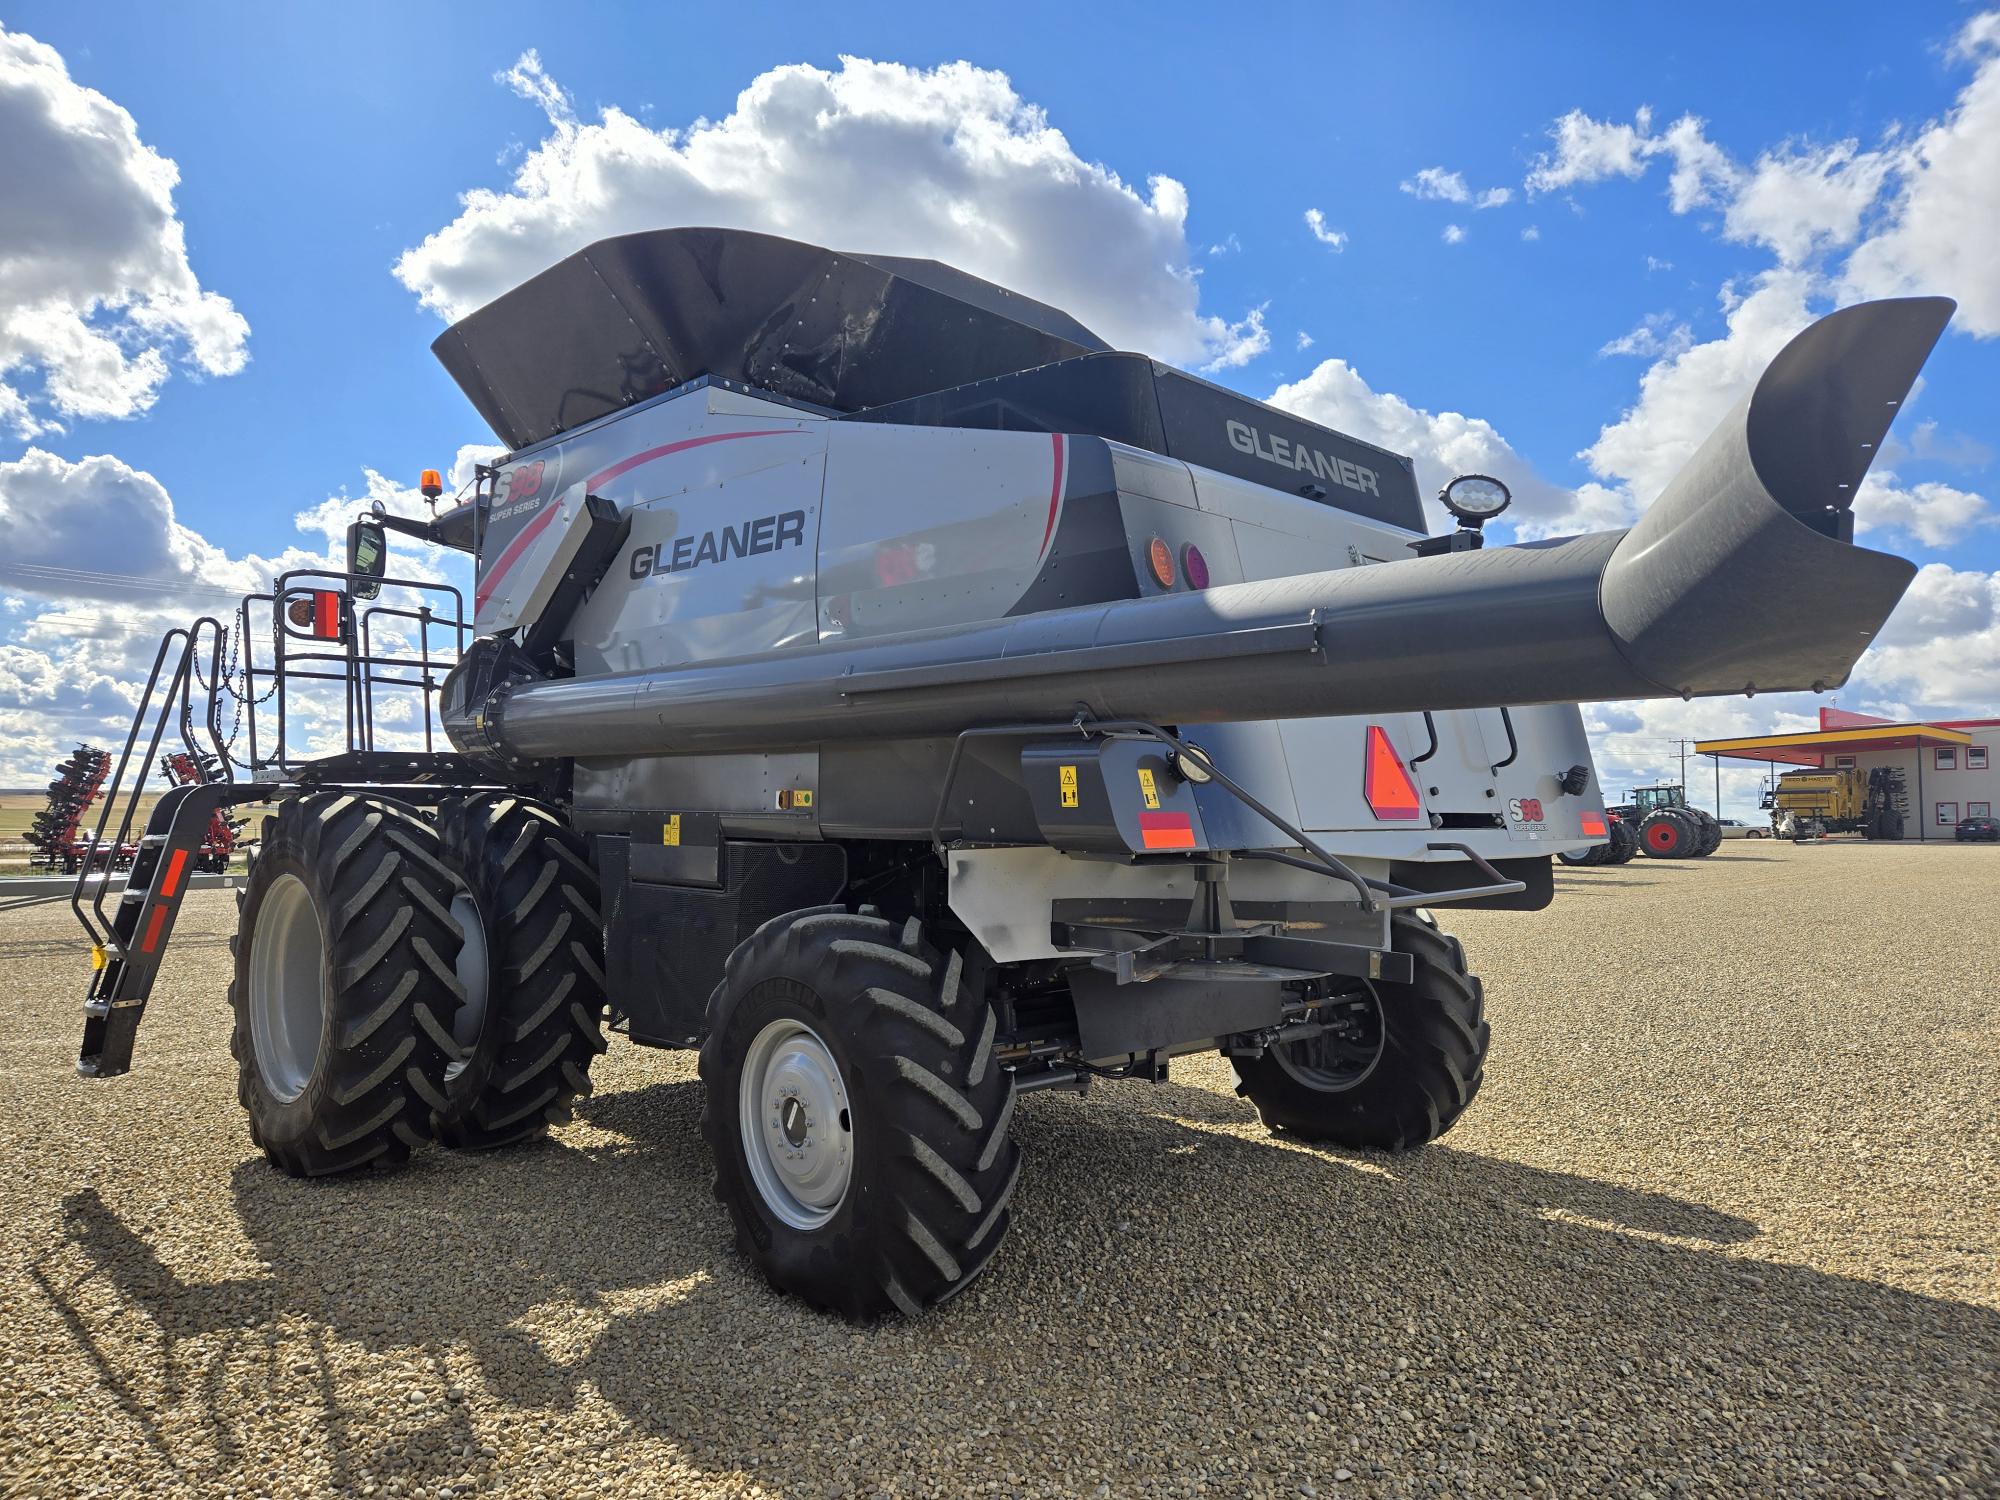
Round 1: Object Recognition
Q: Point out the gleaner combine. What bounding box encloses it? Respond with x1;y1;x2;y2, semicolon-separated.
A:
67;229;1951;1316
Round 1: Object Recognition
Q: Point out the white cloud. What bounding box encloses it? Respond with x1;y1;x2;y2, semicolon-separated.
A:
1582;270;1819;507
1645;255;1674;272
0;448;477;783
1303;208;1347;249
1400;167;1470;203
1294;331;1314;351
1199;303;1270;372
0;26;249;436
1265;358;1618;538
1525;106;1655;193
1475;187;1512;210
1598;311;1694;360
1852;471;1993;548
1441;224;1467;245
395;53;1263;369
1842;12;2000;334
1520;225;1541;242
1854;565;2000;707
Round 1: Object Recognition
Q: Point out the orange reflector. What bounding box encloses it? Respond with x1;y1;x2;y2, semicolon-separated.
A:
1147;536;1176;589
1138;811;1198;850
1363;725;1423;821
1580;811;1608;837
311;590;341;640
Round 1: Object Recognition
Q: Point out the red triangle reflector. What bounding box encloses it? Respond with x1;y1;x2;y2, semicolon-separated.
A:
1363;725;1423;821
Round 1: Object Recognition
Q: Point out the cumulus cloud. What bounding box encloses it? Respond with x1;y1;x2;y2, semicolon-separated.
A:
1264;358;1625;537
1598;311;1694;360
0;449;477;782
1520;225;1541;241
1400;167;1470;203
1475;187;1512;210
1522;14;2000;322
0;26;249;436
1853;472;1993;549
1841;13;2000;334
1302;208;1347;249
395;53;1265;369
1441;224;1467;245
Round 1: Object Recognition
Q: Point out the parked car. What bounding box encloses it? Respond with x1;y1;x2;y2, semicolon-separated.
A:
1955;815;2000;842
1717;819;1769;840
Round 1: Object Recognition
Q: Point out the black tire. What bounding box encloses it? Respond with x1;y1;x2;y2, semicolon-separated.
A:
1556;846;1598;867
699;908;1021;1319
1689;810;1723;857
433;794;609;1150
228;793;465;1177
1638;808;1696;858
1605;818;1639;865
1233;910;1488;1151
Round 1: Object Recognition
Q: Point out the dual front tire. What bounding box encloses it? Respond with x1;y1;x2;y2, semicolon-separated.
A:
229;793;605;1176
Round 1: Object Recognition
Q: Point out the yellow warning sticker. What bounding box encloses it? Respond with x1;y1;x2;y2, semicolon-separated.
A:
1059;764;1079;809
662;815;681;847
1137;767;1161;810
794;788;813;809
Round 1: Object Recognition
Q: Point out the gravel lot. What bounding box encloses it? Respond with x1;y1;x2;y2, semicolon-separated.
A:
2;841;1995;1498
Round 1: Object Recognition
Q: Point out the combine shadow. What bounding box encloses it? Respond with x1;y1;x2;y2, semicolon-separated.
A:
32;1075;2000;1496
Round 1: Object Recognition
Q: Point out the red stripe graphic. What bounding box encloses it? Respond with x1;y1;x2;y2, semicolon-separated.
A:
157;847;189;898
140;904;170;953
1037;432;1068;560
476;429;805;609
1137;810;1197;850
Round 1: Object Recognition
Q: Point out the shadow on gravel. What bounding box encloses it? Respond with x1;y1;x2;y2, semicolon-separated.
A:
37;1075;2000;1495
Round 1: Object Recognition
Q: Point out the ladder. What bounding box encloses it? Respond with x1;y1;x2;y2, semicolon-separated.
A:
72;619;262;1078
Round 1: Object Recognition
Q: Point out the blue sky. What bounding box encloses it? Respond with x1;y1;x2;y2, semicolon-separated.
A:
1;3;1996;808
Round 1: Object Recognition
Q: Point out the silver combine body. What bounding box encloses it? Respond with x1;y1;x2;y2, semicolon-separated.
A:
73;224;1952;1319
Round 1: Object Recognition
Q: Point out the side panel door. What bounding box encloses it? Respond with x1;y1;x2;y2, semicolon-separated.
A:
570;434;829;676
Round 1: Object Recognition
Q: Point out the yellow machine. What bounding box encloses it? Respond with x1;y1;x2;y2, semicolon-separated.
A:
1766;764;1904;838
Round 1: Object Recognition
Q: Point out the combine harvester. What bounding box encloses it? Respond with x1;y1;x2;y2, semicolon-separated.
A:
64;229;1951;1316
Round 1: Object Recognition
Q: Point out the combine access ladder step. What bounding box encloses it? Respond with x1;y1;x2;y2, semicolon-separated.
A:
77;782;247;1077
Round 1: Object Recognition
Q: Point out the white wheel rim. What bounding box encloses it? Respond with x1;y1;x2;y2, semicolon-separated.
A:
446;890;489;1084
739;1017;854;1231
248;872;326;1102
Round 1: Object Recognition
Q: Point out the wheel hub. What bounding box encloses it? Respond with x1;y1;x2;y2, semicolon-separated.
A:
446;890;490;1084
740;1018;854;1230
247;872;327;1103
1273;985;1387;1093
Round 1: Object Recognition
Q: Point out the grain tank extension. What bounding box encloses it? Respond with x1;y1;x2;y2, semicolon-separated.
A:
72;227;1952;1318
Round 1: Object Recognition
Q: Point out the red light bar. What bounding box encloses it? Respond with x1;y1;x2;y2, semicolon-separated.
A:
1363;725;1423;821
1581;811;1608;836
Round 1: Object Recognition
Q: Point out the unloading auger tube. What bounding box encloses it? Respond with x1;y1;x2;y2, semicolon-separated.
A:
441;296;1952;769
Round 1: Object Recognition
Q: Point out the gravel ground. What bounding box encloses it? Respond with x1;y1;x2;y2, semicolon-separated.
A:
2;841;1995;1499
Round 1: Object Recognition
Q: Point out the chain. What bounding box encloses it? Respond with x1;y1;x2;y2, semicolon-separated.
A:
191;621;279;764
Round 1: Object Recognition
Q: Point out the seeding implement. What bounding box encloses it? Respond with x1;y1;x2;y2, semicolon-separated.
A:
65;228;1951;1315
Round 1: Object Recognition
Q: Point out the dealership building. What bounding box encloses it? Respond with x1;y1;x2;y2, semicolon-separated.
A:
1697;707;2000;840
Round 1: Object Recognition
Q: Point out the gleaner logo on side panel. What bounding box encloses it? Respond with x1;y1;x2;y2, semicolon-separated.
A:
629;510;807;579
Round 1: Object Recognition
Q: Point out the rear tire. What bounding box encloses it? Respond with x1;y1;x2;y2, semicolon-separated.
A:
1688;810;1723;856
228;794;465;1177
1638;809;1696;858
433;795;609;1150
699;908;1021;1319
1233;911;1488;1150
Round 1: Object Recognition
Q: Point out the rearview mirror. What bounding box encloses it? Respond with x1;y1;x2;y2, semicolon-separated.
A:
346;517;386;601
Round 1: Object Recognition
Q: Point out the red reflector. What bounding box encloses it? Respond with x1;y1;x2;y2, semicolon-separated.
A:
1181;543;1210;590
1580;811;1608;837
312;590;340;640
1138;811;1198;849
1363;725;1423;821
157;847;189;898
140;904;170;953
